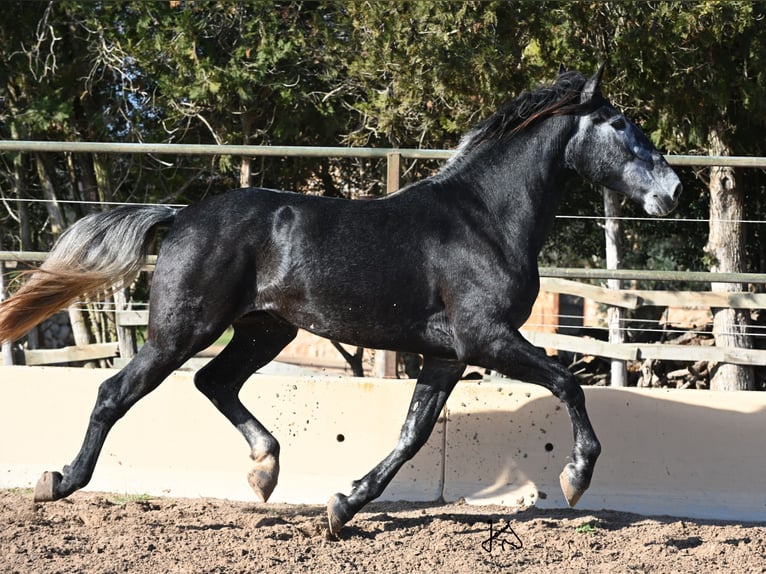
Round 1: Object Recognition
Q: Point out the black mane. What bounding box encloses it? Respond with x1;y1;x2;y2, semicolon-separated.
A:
444;71;592;169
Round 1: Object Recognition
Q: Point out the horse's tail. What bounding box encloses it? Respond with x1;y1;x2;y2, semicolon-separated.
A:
0;205;178;344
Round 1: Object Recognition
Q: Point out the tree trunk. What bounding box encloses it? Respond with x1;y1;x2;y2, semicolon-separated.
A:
11;142;38;349
34;153;66;236
92;153;113;204
9;121;33;252
705;128;754;391
68;304;92;347
331;341;365;377
38;153;96;357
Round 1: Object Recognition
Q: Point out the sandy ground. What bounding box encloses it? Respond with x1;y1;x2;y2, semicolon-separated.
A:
3;489;766;573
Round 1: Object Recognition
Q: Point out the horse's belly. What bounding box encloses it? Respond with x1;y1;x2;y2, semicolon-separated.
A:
270;300;456;357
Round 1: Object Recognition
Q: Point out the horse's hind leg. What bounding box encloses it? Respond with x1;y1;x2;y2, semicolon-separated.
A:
326;356;465;536
193;313;297;502
34;341;194;502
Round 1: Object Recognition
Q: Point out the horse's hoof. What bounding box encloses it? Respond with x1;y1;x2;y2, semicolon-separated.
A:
559;463;585;507
247;455;279;502
34;471;62;502
326;493;352;537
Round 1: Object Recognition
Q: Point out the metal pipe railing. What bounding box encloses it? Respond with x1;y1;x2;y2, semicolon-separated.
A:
3;140;766;168
0;140;451;161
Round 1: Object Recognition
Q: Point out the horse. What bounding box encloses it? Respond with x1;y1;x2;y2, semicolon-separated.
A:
0;65;681;536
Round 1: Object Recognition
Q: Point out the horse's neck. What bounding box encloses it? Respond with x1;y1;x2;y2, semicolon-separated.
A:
464;121;573;257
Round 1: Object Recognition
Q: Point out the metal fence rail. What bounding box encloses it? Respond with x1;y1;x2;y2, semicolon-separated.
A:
3;139;766;167
0;140;450;160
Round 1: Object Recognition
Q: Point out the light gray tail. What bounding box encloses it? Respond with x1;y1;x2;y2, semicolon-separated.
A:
0;205;178;344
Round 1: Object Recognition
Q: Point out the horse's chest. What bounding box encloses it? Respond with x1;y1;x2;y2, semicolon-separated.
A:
451;263;540;328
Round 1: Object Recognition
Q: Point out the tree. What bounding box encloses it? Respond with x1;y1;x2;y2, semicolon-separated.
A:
4;1;766;382
533;0;766;389
1;1;93;350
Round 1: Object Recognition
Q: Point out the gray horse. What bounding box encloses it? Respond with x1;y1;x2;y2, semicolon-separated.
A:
0;66;681;535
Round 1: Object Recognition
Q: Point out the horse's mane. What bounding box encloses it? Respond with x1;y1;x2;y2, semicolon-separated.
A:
443;71;593;170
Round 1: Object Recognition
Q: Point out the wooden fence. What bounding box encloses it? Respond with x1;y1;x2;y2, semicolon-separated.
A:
4;254;766;369
522;277;766;367
2;143;766;372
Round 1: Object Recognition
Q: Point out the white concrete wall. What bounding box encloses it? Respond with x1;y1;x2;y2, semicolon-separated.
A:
1;366;765;522
444;383;766;522
0;367;443;503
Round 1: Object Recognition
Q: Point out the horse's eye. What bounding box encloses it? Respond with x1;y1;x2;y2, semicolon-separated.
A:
610;117;627;131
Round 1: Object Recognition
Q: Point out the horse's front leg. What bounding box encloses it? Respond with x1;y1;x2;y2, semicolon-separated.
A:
326;357;465;536
471;329;601;507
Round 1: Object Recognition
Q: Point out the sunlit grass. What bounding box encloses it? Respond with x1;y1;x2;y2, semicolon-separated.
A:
109;492;155;506
3;487;34;496
214;327;234;347
132;326;234;350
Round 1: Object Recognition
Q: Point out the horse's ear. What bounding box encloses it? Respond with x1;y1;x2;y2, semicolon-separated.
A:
558;63;567;75
581;63;606;103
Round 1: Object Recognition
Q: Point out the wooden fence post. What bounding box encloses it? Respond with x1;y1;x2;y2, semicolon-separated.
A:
603;187;627;387
114;289;137;361
0;261;13;366
373;153;401;378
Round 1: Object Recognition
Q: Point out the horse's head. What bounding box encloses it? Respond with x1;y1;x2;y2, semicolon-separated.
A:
565;66;682;216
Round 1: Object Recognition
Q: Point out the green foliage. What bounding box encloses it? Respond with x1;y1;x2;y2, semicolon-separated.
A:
530;1;766;275
316;0;548;149
2;0;766;278
574;522;598;535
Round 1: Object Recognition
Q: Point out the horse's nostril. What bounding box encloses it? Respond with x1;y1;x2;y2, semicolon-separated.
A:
673;182;683;201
